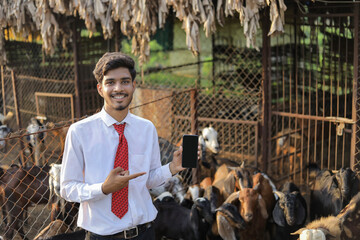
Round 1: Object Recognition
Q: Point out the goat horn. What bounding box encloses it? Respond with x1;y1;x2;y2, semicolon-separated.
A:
253;182;260;191
238;179;245;191
240;161;245;168
274;191;285;199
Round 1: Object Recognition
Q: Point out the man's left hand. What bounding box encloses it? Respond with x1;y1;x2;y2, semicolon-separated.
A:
169;145;201;175
169;146;185;175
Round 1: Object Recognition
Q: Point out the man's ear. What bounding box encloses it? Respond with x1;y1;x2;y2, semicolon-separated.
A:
132;80;136;89
97;83;104;97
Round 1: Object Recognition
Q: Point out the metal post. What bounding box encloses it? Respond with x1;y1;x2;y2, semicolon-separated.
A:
1;65;6;115
211;34;216;117
115;21;120;52
11;70;25;165
190;89;199;184
73;17;81;118
261;9;271;173
351;3;359;170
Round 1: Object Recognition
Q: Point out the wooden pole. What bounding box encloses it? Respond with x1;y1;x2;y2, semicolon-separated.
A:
190;89;199;185
1;65;6;115
351;3;359;170
261;9;271;173
73;17;81;118
11;70;25;165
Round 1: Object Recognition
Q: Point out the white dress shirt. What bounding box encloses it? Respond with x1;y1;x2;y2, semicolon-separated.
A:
60;108;172;235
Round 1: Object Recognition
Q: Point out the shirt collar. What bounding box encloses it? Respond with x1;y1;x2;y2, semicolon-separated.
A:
100;108;133;127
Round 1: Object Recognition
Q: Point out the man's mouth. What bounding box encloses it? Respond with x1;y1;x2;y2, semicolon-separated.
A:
111;94;127;99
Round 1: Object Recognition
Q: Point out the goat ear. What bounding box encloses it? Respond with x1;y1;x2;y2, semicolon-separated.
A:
291;228;306;235
223;174;236;196
295;198;307;226
216;213;237;240
190;204;200;228
258;195;268;219
272;203;286;227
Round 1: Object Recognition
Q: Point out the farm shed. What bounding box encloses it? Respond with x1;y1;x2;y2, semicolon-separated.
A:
0;0;359;238
0;0;360;180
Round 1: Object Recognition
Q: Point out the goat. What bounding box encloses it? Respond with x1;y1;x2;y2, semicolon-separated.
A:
41;230;85;240
275;129;302;174
272;182;307;240
153;197;213;240
235;172;275;240
0;112;14;152
292;192;360;240
216;203;246;240
310;167;359;220
2;165;50;240
26;116;47;166
34;220;70;240
204;185;223;213
252;173;276;214
2;164;78;240
48;164;79;229
149;175;186;203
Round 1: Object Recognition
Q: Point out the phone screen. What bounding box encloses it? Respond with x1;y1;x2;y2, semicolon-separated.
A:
182;135;198;168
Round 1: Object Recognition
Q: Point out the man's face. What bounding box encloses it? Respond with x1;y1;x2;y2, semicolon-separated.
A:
97;67;136;114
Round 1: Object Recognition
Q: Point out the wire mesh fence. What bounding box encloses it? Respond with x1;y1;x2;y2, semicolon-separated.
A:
0;119;76;239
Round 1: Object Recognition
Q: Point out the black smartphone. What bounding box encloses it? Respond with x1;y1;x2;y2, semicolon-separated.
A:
182;134;198;168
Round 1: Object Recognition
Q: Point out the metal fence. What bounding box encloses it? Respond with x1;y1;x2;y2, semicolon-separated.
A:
269;3;359;185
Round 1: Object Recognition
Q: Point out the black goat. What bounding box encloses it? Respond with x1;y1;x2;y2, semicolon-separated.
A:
272;182;307;240
310;168;359;220
153;197;213;240
43;230;86;240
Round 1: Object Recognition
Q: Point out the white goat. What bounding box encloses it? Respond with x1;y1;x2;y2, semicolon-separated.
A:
149;175;186;203
0;112;14;151
199;126;220;154
26;116;47;166
49;163;62;198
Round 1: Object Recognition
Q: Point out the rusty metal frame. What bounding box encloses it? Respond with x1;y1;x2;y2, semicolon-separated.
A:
351;3;359;170
35;92;75;120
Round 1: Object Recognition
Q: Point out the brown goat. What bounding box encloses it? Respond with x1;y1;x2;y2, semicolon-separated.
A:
2;165;50;240
33;220;70;240
252;173;276;214
238;183;269;240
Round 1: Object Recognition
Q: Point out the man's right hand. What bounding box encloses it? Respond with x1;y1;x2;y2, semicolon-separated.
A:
101;167;146;195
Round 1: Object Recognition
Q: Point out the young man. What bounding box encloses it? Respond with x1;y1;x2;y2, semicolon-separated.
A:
60;52;184;240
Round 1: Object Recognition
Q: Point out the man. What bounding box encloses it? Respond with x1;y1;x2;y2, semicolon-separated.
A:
60;52;185;240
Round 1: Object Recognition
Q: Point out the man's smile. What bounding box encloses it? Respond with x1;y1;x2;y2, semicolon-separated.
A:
111;93;128;99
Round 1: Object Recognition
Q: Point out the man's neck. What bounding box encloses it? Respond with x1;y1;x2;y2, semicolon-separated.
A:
104;107;129;123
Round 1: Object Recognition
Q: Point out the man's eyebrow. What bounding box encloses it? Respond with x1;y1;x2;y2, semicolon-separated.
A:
104;77;131;81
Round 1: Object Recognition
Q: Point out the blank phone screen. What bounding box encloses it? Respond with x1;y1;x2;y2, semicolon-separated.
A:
182;135;198;168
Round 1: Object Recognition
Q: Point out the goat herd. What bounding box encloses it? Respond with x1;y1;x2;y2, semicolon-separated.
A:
0;126;359;240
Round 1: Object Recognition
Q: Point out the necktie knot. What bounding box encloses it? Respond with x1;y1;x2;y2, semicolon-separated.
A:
114;123;126;135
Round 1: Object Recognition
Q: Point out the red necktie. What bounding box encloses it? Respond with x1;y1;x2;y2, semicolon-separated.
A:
111;123;128;219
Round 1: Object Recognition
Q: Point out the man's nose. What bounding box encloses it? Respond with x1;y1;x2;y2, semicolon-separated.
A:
114;82;123;91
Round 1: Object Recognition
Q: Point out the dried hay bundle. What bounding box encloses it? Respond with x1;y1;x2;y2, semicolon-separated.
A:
0;0;287;66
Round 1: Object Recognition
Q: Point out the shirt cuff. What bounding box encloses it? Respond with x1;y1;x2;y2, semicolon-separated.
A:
90;182;107;199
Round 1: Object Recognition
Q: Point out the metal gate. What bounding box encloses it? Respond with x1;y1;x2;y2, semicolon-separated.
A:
270;2;359;184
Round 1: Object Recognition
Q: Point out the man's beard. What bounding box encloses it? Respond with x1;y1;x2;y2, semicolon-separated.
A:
115;96;132;111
